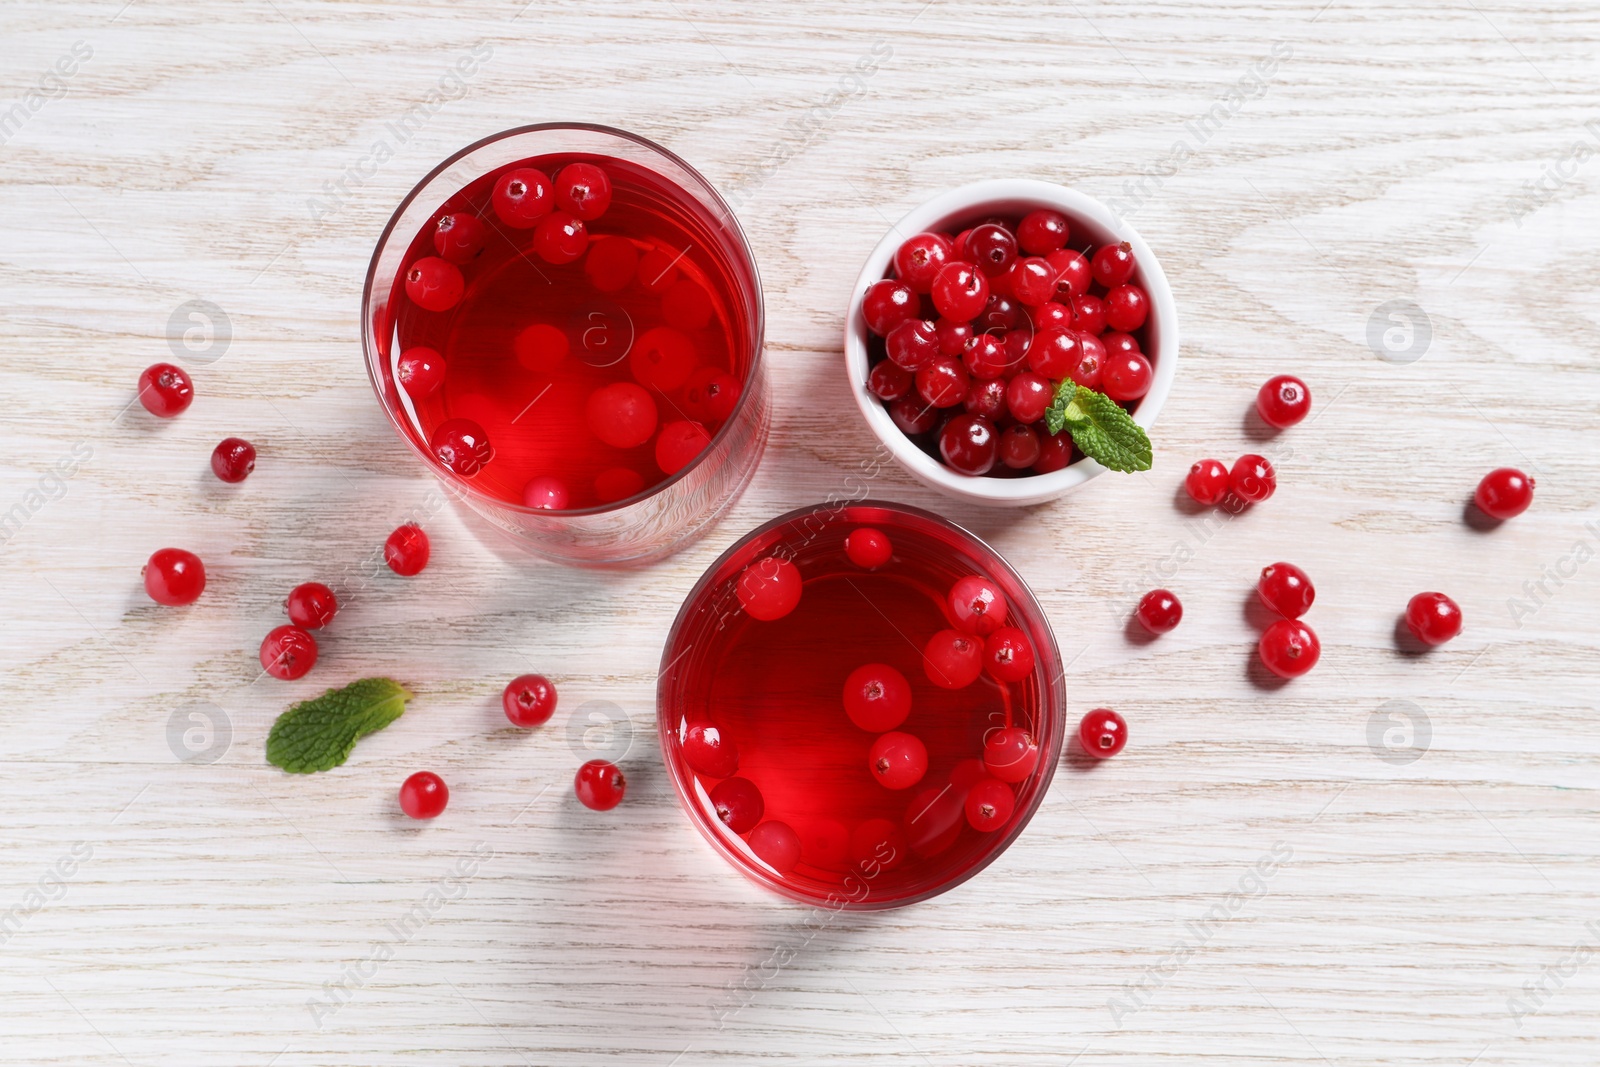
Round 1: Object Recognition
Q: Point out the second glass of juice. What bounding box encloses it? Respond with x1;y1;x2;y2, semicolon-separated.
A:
363;124;767;565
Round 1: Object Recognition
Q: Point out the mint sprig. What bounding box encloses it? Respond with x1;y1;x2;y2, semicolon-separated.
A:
266;677;413;774
1044;382;1153;473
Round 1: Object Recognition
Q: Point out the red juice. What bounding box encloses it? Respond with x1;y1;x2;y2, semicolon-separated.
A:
658;502;1066;909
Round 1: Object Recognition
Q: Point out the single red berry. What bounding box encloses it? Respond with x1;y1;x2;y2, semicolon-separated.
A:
965;777;1015;831
1186;459;1231;505
842;662;912;732
682;722;739;778
384;523;430;576
260;624;317;680
923;628;983;689
490;167;553;228
575;759;626;810
999;423;1041;469
737;556;801;621
1256;375;1311;429
1069;293;1108;336
533;211;588;265
930;262;989;322
963;376;1009;420
1101;331;1141;359
1230;454;1276;503
405;256;464;312
210;437;256;483
868;731;928;790
503;673;557;727
1032;301;1072;332
594;467;645;504
137;363;194;418
917;357;970;409
1078;708;1127;758
892;232;954;293
984;626;1035;682
1474;468;1535;520
845;527;893;569
1258;563;1315;619
1104;284;1149;332
433;212;488;263
1006;373;1052;424
1102;352;1153;402
655;420;711;476
1027;328;1083;380
1259;619;1321;678
1135;589;1183;634
939;414;998;475
399;771;449;819
963;334;1013;380
983;727;1040;783
1017;209;1070;255
584;234;639;292
1405;592;1463;646
849;817;909;872
1091;241;1137;288
1066;344;1104;391
1009;257;1058;306
961;223;1018;277
904;780;966;857
862;279;918;336
586;382;659;449
749;820;802;873
397;346;446;399
886;318;940;371
680;366;741;424
430;418;493;476
636;246;679;295
285;581;338;629
522;475;570;510
949;575;1007;637
710;776;764;832
1047;248;1092;299
1033;430;1073;473
143;547;205;605
935;318;976;357
889;394;939;435
554;162;613;221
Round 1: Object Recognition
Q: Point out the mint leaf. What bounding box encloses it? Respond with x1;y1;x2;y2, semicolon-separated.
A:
1044;382;1153;473
266;677;412;774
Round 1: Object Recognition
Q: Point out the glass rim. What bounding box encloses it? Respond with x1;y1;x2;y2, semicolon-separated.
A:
360;121;767;518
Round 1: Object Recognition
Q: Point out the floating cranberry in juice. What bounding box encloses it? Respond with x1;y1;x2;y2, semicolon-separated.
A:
658;502;1066;909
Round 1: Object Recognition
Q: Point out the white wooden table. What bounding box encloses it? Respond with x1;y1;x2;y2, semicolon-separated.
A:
3;1;1598;1063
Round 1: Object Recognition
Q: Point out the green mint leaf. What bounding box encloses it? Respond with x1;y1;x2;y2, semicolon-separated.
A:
1044;381;1153;473
266;677;413;774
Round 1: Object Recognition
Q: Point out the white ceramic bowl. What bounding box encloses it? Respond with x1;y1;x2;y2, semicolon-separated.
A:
845;179;1180;507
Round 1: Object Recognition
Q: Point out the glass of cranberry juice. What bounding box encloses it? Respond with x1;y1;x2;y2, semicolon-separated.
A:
658;501;1066;909
362;124;768;566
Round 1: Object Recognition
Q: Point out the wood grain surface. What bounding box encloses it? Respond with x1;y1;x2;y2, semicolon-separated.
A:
2;0;1598;1063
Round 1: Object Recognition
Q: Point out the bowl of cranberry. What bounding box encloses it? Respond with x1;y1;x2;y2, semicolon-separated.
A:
845;179;1178;507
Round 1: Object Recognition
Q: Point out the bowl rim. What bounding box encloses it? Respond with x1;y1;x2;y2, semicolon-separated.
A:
843;178;1179;507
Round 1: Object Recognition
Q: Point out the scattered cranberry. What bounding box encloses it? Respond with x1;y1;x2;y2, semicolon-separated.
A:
523;475;570;510
1104;284;1149;331
143;547;205;605
1185;459;1231;505
533;211;587;265
1033;430;1073;473
849;818;908;872
285;581;338;629
575;759;626;810
1006;373;1053;424
889;395;939;435
1258;563;1314;619
260;624;317;680
842;663;912;732
683;722;739;778
965;778;1015;832
1259;619;1320;678
737;556;801;621
586;382;659;449
1091;241;1137;288
210;437;256;483
862;279;918;336
405;256;464;312
1256;375;1311;429
844;527;893;570
384;523;430;576
983;727;1040;783
1135;589;1182;634
931;262;988;321
917;358;970;409
397;347;446;399
999;423;1041;469
1078;708;1127;758
137;363;193;418
1405;592;1463;646
490;167;553;228
984;626;1035;682
1230;454;1276;503
749;820;802;873
892;233;954;293
923;629;983;689
433;212;488;263
1017;209;1069;255
939;414;998;475
1474;468;1535;520
399;771;449;819
868;731;929;790
584;235;638;292
1047;248;1092;299
554;162;612;220
949;575;1007;637
503;674;558;727
886;318;940;371
655;420;711;476
430;418;493;476
710;776;764;832
1102;352;1152;402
